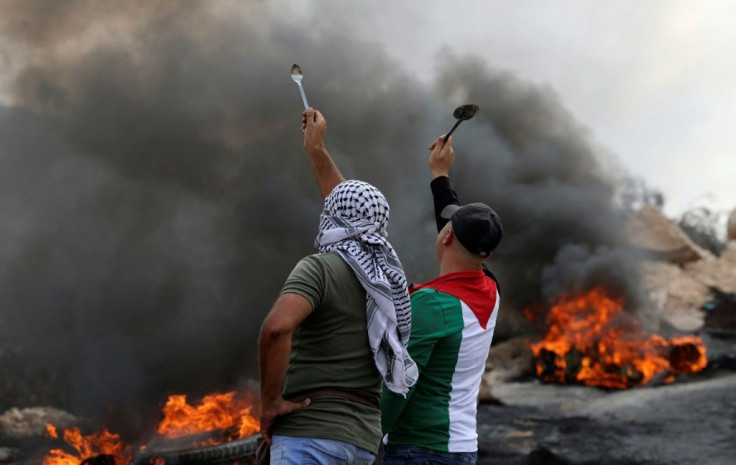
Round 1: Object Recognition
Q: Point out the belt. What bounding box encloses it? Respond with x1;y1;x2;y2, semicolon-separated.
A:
286;388;380;410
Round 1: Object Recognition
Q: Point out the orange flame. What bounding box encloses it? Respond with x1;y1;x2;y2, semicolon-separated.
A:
527;287;707;388
156;391;260;442
43;390;260;464
46;424;59;439
42;425;130;465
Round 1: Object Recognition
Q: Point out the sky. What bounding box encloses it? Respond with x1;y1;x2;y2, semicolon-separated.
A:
284;0;736;221
1;0;733;217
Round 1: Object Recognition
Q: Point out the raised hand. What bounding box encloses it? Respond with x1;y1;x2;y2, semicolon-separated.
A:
428;135;455;179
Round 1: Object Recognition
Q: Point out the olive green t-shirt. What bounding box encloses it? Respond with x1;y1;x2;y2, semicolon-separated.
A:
271;252;382;454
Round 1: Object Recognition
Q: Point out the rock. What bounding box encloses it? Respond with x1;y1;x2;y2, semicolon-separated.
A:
487;337;535;381
487;338;535;382
661;312;705;333
684;242;736;293
640;261;708;331
625;205;712;264
477;381;501;404
527;446;571;465
0;407;78;438
703;288;736;334
480;338;535;403
637;242;736;332
0;448;20;464
728;209;736;242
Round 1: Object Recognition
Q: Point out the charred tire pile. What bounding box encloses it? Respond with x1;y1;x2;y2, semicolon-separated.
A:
134;435;259;465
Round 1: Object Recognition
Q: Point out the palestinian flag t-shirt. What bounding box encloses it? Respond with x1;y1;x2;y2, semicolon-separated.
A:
381;269;500;453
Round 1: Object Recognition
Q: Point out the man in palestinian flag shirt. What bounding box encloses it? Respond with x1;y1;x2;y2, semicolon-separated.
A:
381;135;503;465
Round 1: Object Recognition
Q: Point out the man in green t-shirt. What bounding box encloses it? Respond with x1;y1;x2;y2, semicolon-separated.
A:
258;108;416;465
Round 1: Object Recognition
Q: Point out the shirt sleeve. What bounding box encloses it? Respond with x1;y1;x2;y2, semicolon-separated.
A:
430;176;460;232
280;255;326;311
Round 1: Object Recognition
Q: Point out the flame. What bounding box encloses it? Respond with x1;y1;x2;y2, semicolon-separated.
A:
42;425;130;465
46;424;59;439
43;390;260;464
156;391;260;442
527;287;707;388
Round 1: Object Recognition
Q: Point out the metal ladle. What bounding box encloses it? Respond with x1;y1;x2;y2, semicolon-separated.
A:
290;64;309;110
443;104;479;142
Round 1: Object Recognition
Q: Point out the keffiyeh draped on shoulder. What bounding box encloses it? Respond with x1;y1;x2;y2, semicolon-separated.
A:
315;180;417;395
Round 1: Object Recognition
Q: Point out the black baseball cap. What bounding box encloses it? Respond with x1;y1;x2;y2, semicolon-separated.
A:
441;203;503;258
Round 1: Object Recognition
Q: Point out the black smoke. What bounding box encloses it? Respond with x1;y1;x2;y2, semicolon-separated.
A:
0;1;639;415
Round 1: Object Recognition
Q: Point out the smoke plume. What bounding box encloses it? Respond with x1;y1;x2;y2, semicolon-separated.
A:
0;1;638;415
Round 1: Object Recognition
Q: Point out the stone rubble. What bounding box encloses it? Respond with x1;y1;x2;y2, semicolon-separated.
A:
0;407;78;438
635;208;736;333
624;205;713;265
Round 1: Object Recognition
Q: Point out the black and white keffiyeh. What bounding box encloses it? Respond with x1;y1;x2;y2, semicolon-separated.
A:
315;180;417;395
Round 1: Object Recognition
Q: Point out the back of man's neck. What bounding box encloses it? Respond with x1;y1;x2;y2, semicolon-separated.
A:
439;262;483;276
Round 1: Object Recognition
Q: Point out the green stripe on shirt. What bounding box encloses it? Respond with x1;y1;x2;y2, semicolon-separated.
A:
381;288;464;451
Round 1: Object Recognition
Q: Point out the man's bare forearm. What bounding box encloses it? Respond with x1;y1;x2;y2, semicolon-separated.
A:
258;294;313;403
257;294;313;444
301;108;344;199
258;325;293;404
306;144;344;199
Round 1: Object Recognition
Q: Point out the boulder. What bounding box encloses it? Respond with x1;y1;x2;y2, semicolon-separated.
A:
484;337;535;381
625;205;712;265
477;378;499;404
702;287;736;334
728;209;736;242
684;242;736;294
0;448;20;464
0;407;78;438
637;242;736;332
479;337;536;403
640;261;708;332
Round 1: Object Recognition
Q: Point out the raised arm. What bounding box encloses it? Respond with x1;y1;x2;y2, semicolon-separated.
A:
301;108;345;199
428;135;458;232
428;135;501;287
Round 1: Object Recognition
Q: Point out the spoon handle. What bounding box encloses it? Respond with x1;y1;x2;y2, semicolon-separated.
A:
444;120;462;142
297;83;309;110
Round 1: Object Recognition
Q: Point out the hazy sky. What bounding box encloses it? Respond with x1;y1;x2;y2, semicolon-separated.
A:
283;0;736;219
2;0;732;217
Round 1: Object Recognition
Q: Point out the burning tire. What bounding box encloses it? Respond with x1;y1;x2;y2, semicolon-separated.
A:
134;435;259;465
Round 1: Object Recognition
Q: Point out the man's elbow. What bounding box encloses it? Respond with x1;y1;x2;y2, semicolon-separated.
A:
260;312;301;341
260;319;292;341
259;293;312;341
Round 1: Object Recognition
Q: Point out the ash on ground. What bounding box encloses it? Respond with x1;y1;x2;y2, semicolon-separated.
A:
477;373;736;465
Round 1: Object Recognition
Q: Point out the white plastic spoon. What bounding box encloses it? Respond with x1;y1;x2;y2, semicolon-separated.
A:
290;64;309;110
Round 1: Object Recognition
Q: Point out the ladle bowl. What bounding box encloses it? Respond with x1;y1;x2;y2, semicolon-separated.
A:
444;104;479;142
